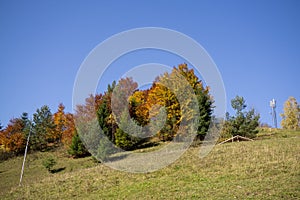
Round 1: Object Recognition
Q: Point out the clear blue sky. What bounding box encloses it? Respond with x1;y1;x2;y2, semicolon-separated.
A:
0;0;299;127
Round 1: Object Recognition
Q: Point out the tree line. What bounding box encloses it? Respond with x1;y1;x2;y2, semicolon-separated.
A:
0;63;299;161
0;104;79;159
0;64;213;159
74;64;214;159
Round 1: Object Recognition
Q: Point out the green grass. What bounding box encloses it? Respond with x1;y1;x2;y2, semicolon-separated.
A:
0;130;299;199
0;147;98;197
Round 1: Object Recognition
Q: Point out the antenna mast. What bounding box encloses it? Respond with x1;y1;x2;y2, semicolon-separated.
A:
270;98;277;128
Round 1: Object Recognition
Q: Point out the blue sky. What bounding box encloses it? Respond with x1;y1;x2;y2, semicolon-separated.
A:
0;0;299;127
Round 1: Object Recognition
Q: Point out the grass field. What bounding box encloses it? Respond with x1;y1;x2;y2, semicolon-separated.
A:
0;129;299;199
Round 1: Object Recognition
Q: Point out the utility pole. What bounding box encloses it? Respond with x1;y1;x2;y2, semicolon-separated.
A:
19;122;31;186
270;99;277;128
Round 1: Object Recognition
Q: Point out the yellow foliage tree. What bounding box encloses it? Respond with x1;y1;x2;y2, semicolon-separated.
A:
147;82;180;140
129;89;149;126
145;63;210;141
280;96;300;130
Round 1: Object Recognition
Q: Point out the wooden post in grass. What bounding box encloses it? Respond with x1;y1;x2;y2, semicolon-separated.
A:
218;135;253;145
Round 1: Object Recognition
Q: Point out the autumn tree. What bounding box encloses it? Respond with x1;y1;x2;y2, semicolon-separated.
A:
75;94;98;123
0;113;29;153
53;103;76;147
53;103;66;142
175;64;213;139
62;113;76;147
146;81;180;141
111;78;138;123
74;90;118;158
145;64;212;141
221;96;260;138
73;94;99;157
280;96;300;130
1;120;24;153
96;77;145;150
74;64;214;153
129;89;150;126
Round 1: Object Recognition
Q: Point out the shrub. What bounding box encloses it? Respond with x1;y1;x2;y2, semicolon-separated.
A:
42;157;56;172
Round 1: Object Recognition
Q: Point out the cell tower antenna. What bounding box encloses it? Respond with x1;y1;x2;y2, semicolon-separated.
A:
269;98;277;128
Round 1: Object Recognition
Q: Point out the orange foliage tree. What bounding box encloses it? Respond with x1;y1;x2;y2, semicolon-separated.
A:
0;117;27;153
53;103;76;147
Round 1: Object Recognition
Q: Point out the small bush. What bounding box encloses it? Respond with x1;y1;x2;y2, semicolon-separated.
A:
42;157;56;172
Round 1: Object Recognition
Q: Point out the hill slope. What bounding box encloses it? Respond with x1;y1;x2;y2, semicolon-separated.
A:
1;130;299;199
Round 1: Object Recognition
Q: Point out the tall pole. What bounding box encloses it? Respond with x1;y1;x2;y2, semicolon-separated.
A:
270;99;277;128
273;106;277;128
19;123;31;186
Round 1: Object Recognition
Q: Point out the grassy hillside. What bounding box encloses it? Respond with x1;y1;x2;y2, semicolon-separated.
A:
0;130;299;199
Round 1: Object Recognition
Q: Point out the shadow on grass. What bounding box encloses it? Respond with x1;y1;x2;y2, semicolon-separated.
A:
135;141;160;149
50;167;66;174
107;154;128;162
